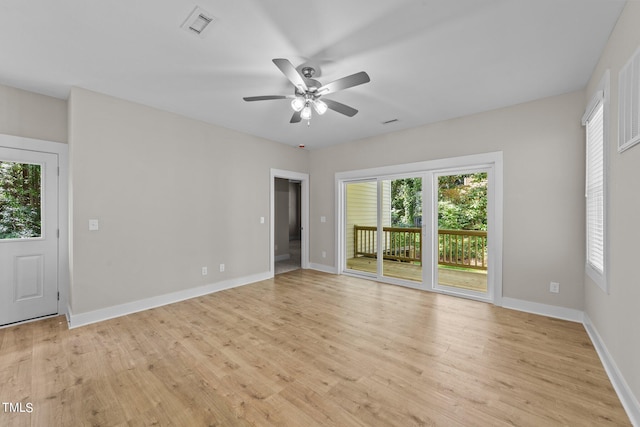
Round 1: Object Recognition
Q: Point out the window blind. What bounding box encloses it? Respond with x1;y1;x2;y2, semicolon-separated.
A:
586;101;604;273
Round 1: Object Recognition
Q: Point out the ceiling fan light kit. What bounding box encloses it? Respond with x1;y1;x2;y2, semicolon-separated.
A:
243;58;370;125
291;97;305;112
300;105;312;121
313;99;328;115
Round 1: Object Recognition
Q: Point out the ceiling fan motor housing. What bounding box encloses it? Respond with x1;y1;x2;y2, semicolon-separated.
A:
295;79;322;96
301;66;315;78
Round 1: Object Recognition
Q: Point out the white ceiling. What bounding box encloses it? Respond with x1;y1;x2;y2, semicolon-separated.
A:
0;0;626;149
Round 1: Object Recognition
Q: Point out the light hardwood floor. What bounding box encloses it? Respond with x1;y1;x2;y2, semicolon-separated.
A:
0;270;630;426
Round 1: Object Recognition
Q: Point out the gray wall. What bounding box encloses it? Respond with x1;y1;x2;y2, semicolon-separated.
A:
68;87;309;314
309;90;586;310
584;1;640;408
0;84;67;143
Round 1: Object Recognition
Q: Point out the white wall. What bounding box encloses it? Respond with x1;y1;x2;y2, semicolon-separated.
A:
68;87;308;314
584;1;640;412
310;90;586;310
0;84;67;143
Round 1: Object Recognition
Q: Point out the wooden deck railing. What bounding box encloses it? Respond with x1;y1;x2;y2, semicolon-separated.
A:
353;226;487;270
438;229;487;270
354;225;422;263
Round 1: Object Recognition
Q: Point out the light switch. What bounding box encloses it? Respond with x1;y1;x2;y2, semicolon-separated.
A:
89;219;99;231
260;217;265;224
320;216;326;223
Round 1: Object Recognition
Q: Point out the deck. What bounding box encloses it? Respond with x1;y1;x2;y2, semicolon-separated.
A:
346;257;487;292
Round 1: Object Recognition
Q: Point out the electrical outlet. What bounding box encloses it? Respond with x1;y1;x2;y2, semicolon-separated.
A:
550;282;560;293
202;267;208;276
219;264;225;273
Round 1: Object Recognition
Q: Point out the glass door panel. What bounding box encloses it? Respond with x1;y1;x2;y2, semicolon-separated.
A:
381;177;422;282
436;172;488;294
345;181;378;275
0;161;42;239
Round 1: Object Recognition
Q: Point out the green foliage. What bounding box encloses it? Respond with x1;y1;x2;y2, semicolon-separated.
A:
0;161;41;239
437;173;488;265
387;174;488;268
391;178;422;226
389;174;487;230
386;174;488;267
438;173;487;231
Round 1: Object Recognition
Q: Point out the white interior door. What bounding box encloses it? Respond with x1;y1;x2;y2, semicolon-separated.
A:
0;147;58;326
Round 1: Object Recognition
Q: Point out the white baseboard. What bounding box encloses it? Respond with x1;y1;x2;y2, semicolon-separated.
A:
274;253;291;262
67;271;271;329
584;314;640;427
501;297;584;323
309;263;338;274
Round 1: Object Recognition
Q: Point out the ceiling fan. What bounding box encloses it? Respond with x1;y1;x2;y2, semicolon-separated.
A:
243;58;370;124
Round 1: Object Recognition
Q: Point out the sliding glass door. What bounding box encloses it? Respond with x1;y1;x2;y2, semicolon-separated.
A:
345;180;379;276
380;177;422;282
344;176;423;284
433;169;490;299
338;152;501;304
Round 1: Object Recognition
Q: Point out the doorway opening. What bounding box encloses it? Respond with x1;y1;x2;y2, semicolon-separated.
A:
275;178;302;275
270;169;309;276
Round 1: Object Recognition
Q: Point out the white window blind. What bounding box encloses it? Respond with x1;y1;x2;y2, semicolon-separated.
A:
585;100;604;274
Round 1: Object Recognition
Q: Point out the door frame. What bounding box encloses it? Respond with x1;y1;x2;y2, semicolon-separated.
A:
336;152;503;305
270;169;309;275
0;134;69;324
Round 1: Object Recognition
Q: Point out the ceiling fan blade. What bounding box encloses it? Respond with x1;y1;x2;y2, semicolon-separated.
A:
323;99;358;117
243;95;291;102
290;110;302;123
318;71;370;95
273;58;308;92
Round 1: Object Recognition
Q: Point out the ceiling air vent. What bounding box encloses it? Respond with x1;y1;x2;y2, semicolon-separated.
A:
181;6;216;38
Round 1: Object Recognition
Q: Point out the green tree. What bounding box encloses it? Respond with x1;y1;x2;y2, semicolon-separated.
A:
0;161;41;239
391;178;422;226
438;173;487;231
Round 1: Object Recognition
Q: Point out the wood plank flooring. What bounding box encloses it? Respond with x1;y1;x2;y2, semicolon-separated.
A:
0;270;630;426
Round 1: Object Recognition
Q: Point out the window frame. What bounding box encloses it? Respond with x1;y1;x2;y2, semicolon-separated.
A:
618;45;640;153
582;70;609;293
